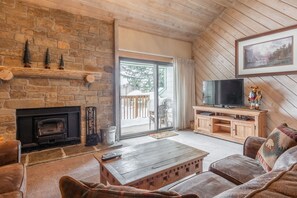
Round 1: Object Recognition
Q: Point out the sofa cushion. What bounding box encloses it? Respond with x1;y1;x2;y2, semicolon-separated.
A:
169;172;236;198
214;163;297;198
209;154;266;185
0;163;26;195
256;123;297;172
273;146;297;171
59;176;198;198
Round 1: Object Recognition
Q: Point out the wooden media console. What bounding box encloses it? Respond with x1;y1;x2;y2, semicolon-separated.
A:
193;106;267;144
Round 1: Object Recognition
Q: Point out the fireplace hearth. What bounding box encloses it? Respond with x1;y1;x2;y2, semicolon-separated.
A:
16;106;81;152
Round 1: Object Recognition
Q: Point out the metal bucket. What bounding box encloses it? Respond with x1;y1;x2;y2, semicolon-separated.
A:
100;126;116;145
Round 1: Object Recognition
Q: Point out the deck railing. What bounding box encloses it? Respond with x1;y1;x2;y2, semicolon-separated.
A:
121;95;150;119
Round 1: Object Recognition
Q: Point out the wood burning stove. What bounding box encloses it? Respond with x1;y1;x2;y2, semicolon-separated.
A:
16;106;80;152
34;115;68;144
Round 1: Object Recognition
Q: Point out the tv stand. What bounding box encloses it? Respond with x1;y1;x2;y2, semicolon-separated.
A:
193;106;267;144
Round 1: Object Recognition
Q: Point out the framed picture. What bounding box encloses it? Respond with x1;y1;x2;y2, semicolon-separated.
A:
235;25;297;77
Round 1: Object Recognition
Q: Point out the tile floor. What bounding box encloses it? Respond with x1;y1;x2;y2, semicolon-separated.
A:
26;131;242;198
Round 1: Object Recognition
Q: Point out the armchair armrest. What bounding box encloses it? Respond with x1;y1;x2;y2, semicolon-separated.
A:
243;136;266;159
0;140;21;166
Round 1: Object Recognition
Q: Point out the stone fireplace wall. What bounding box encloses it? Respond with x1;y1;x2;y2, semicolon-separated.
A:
0;0;114;142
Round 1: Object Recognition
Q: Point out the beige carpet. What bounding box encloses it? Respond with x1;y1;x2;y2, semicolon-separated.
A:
22;143;122;166
149;131;178;139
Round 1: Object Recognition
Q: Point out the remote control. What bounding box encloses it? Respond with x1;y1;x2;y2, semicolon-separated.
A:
101;152;122;161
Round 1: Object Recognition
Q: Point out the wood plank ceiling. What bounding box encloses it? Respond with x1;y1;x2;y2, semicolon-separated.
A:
21;0;237;41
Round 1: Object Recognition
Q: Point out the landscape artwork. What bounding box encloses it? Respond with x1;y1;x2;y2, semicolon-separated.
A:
243;36;293;69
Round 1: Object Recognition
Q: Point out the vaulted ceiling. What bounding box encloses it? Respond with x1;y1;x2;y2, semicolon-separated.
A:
22;0;237;42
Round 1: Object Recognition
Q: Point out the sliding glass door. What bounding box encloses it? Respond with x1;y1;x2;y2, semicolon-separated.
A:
119;58;173;138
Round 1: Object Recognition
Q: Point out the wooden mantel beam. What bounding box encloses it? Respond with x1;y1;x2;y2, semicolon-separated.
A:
0;66;101;82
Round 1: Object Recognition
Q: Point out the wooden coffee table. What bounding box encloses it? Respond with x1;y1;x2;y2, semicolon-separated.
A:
94;139;208;190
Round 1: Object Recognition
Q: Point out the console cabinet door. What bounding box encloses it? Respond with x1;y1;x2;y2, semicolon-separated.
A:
195;115;211;132
232;121;255;140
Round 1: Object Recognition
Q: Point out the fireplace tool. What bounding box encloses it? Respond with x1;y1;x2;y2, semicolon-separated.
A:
85;106;99;146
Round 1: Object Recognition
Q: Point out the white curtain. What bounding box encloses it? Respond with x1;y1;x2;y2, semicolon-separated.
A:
173;57;196;130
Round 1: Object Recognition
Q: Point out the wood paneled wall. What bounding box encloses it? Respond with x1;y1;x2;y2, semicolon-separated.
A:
193;0;297;135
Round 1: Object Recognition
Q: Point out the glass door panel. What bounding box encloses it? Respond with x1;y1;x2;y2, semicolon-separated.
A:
158;65;174;130
119;58;174;138
120;59;156;136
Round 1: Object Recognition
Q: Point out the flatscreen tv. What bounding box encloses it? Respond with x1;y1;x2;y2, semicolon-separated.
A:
203;79;244;107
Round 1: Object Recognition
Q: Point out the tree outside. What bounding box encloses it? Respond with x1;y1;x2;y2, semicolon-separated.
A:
121;64;165;93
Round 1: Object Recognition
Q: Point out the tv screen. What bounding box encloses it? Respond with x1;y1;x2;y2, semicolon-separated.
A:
203;79;244;106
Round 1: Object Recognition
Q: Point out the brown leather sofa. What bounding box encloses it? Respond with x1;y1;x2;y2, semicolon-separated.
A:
59;136;297;198
0;140;26;198
169;136;297;197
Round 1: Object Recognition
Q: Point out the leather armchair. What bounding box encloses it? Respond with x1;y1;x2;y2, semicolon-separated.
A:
0;140;21;166
0;140;26;198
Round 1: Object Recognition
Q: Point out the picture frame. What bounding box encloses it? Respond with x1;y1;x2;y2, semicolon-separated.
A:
235;25;297;77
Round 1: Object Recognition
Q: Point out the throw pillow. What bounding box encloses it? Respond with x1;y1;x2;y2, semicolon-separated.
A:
256;123;297;172
59;176;198;198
